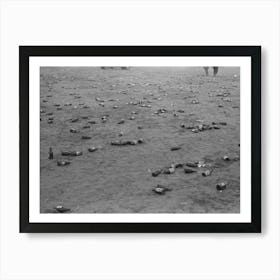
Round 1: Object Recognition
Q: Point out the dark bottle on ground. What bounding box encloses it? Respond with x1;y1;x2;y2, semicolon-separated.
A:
48;147;53;159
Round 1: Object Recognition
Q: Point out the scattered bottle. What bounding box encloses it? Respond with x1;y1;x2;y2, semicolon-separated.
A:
152;169;162;177
152;185;172;195
54;205;71;213
184;168;197;174
70;128;79;133
81;135;92;140
223;155;230;161
48;147;53;159
88;147;98;152
61;151;82;156
170;146;181;151
216;182;227;191
185;162;198;168
202;169;212;177
57;160;71;166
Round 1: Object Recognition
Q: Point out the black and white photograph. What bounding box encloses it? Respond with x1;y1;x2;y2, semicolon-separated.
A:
19;46;260;232
40;66;241;214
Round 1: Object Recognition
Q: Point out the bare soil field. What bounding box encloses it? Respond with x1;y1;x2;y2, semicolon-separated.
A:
40;67;240;213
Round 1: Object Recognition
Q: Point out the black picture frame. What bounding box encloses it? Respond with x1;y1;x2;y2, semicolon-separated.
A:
20;46;261;233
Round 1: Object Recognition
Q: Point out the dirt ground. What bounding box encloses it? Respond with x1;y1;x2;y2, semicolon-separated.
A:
40;67;240;213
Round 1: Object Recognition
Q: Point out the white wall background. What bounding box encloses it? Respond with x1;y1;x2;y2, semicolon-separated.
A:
0;0;279;279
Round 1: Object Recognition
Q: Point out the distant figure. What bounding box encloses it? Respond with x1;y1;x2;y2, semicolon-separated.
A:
213;67;218;76
203;67;219;76
203;67;209;76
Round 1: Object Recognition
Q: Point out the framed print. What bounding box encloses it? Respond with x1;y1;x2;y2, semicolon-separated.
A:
19;46;261;233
